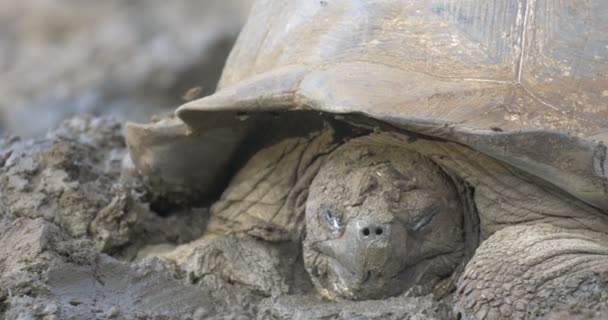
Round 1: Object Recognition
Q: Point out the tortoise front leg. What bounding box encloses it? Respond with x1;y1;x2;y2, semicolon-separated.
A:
455;224;608;319
161;233;294;297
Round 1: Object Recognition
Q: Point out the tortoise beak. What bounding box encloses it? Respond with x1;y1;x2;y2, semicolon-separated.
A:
313;217;404;289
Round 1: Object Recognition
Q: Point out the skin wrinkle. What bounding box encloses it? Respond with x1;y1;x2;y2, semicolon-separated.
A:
222;174;277;221
295;133;340;178
514;230;605;255
226;138;300;205
517;250;602;283
222;139;303;221
289;188;308;232
291;137;310;181
443;145;537;211
523;255;606;290
435;144;511;190
536;258;608;291
402;249;464;270
272;171;316;231
270;138;337;225
216;198;286;207
267;193;290;225
487;213;603;235
435;153;540;224
477;193;573;223
440;149;594;231
204;130;341;248
438;142;604;228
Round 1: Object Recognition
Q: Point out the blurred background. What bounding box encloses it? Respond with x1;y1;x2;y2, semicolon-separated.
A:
0;0;253;137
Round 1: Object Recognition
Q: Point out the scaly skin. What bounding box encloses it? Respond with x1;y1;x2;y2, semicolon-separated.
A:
155;129;608;316
456;224;608;319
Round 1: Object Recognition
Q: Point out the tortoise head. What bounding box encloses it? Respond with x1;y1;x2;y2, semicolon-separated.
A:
304;140;465;300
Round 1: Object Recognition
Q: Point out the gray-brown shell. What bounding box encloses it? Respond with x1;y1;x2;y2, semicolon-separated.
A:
127;0;608;212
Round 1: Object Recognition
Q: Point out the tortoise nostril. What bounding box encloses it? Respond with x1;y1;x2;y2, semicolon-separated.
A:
357;222;390;240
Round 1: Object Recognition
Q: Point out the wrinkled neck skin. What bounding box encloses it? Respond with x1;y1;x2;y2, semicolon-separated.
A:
304;139;465;300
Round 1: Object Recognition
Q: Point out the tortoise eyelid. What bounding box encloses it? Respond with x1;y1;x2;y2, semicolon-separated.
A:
321;208;343;233
408;203;441;232
392;179;418;192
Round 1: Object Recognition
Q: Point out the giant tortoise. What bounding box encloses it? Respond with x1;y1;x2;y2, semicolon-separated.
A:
125;0;608;319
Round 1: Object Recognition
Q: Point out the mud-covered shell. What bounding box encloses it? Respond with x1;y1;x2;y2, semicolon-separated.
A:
128;0;608;211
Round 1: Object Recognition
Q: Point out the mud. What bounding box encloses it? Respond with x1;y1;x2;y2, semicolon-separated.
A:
1;118;207;258
257;294;449;319
0;118;449;319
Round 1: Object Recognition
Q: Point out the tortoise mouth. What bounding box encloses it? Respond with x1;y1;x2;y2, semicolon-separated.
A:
309;238;463;300
310;245;407;300
329;256;410;300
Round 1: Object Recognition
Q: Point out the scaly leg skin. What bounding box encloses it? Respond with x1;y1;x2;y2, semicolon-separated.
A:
456;224;608;319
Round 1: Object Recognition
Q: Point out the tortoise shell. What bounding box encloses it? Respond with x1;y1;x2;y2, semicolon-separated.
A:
128;0;608;211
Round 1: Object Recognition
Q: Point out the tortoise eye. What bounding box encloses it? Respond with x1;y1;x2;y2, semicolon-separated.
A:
408;203;441;232
321;208;343;234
